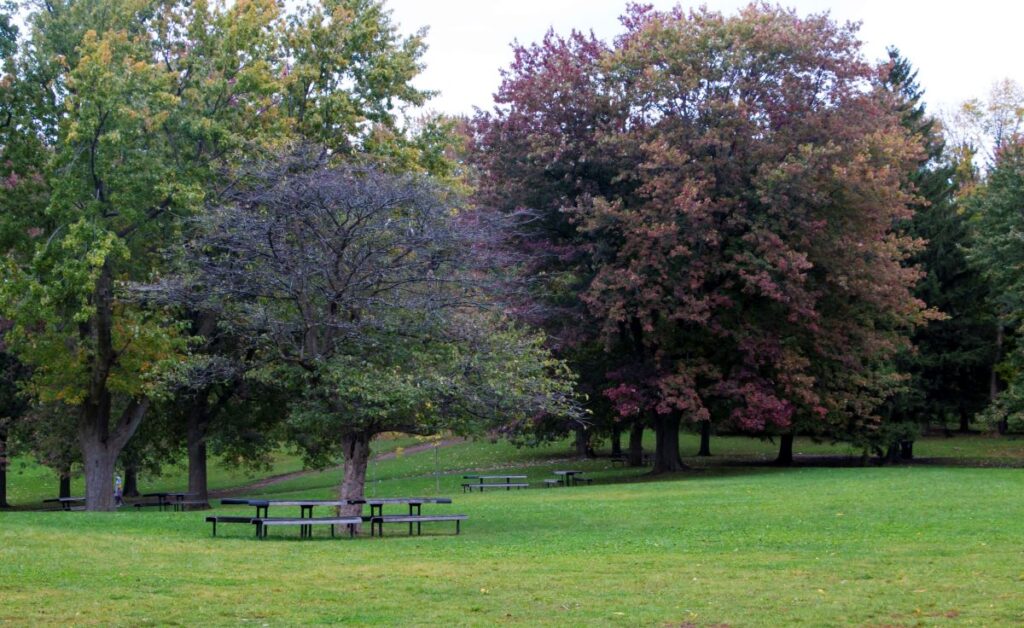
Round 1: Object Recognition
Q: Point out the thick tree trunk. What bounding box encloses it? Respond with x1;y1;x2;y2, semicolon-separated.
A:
77;265;149;511
81;442;117;510
627;420;644;466
186;403;211;507
78;399;149;511
610;424;622;457
59;472;71;499
652;413;687;473
774;433;794;466
338;431;372;531
697;421;712;457
0;436;8;508
187;438;209;507
123;465;139;498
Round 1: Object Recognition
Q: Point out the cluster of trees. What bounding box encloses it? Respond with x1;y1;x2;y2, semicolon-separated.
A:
469;5;1022;468
0;0;576;511
1;2;1022;511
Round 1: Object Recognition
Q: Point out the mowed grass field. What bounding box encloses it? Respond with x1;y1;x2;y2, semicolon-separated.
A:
1;435;1023;626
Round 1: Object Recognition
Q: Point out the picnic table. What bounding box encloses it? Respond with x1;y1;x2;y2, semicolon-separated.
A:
461;475;528;492
552;470;586;487
140;492;193;512
215;498;367;537
213;497;460;538
43;497;85;511
365;497;452;517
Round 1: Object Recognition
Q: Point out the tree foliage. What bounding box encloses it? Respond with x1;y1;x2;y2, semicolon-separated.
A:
474;4;931;468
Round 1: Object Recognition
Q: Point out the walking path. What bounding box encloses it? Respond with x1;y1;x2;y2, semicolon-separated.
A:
211;438;466;498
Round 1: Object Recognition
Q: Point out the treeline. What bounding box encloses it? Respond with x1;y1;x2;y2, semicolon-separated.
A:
1;2;1022;511
468;5;1022;468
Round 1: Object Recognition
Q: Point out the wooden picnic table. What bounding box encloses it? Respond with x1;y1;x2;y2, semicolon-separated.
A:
365;497;453;517
461;475;529;492
214;497;456;538
43;497;85;511
218;498;367;537
141;492;193;512
552;470;585;487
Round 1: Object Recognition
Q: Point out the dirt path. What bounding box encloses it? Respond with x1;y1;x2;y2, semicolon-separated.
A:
210;437;466;498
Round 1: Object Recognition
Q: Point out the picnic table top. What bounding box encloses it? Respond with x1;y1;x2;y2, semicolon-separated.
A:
220;496;452;507
220;498;366;507
553;470;585;475
43;497;85;503
367;497;452;505
142;492;192;498
466;475;528;480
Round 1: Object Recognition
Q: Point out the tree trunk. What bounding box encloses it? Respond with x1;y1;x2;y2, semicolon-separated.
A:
574;426;591;458
774;433;794;466
610;424;622;457
652;412;687;473
186;403;211;507
899;440;914;460
123;465;139;498
78;398;149;511
992;323;1009;435
338;431;372;531
77;264;150;511
958;400;970;433
627;420;644;466
0;434;8;508
81;442;117;510
59;470;71;499
697;421;711;457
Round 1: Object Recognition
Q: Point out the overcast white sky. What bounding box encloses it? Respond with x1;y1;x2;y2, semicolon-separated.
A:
385;0;1023;117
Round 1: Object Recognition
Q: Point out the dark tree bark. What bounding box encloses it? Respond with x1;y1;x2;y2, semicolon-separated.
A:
123;465;139;498
0;434;8;508
774;432;794;466
574;426;592;458
59;470;71;499
610;423;622;456
187;417;210;508
652;412;687;473
338;430;372;531
628;420;644;466
899;440;914;460
697;420;711;457
186;398;213;507
992;323;1009;435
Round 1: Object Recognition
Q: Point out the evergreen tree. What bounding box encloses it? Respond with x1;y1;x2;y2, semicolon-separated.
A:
883;49;995;452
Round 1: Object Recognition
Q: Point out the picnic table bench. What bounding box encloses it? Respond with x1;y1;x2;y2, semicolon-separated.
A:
369;514;468;537
43;497;85;511
253;516;362;539
461;475;528;492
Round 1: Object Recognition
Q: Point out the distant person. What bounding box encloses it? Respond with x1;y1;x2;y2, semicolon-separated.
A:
114;475;124;507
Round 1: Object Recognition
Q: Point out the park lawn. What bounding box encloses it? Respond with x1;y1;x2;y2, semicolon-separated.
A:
2;439;1023;626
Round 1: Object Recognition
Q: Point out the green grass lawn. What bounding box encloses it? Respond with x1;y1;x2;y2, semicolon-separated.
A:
2;434;1023;625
